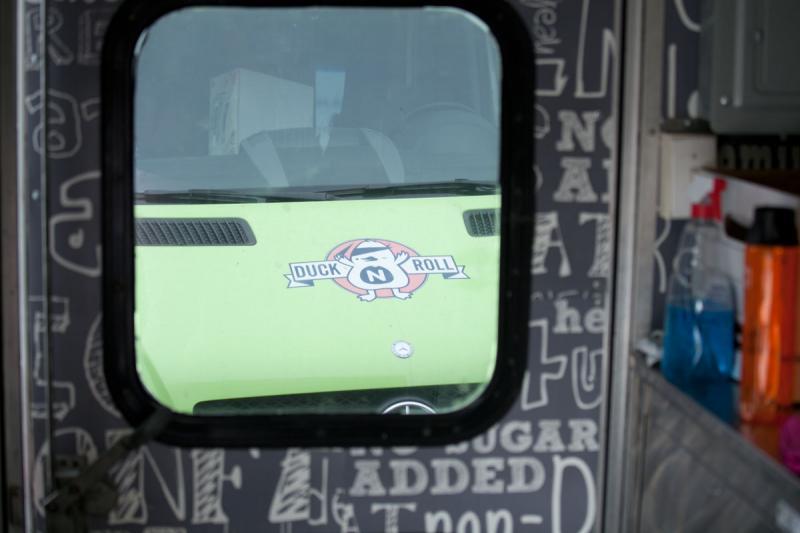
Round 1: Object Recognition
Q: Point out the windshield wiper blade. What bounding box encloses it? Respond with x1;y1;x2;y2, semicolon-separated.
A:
135;181;498;204
135;189;328;204
322;180;499;199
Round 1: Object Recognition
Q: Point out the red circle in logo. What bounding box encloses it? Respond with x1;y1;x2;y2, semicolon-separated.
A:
326;239;426;298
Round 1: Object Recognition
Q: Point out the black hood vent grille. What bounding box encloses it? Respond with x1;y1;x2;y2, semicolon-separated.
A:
463;209;497;237
135;218;256;246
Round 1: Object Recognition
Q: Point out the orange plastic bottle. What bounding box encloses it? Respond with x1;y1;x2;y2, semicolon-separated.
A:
740;208;799;424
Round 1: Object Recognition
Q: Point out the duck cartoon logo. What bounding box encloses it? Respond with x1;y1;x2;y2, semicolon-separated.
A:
285;239;468;301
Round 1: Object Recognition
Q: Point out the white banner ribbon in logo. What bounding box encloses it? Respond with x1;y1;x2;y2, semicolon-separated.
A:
285;255;468;288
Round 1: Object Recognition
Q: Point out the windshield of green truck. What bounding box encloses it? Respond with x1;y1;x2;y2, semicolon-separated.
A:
134;7;501;201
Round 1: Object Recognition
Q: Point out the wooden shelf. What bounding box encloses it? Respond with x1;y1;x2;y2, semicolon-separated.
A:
702;167;800;197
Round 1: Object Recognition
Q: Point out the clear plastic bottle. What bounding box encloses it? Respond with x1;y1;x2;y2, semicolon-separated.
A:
662;199;736;387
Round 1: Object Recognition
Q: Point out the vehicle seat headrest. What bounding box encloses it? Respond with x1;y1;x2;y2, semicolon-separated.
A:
241;127;404;188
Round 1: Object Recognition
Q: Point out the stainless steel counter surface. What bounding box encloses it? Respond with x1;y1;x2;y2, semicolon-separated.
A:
627;357;800;533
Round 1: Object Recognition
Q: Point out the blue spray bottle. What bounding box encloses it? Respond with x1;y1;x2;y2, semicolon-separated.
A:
662;191;736;390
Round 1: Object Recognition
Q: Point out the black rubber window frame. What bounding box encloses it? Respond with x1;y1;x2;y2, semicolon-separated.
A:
102;0;536;448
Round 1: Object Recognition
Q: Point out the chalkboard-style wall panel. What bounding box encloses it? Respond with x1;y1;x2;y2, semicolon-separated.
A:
23;0;617;530
662;0;701;121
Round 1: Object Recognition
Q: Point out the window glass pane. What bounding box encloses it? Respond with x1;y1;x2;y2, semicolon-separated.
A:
133;7;502;416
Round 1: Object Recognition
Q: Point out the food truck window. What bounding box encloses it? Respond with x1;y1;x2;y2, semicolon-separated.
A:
102;0;535;447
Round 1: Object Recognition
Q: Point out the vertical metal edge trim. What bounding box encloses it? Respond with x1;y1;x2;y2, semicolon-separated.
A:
594;0;625;529
624;2;667;527
631;0;664;346
8;0;36;531
602;0;666;531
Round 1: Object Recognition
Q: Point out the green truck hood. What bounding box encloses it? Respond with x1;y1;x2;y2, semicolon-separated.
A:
134;195;500;414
